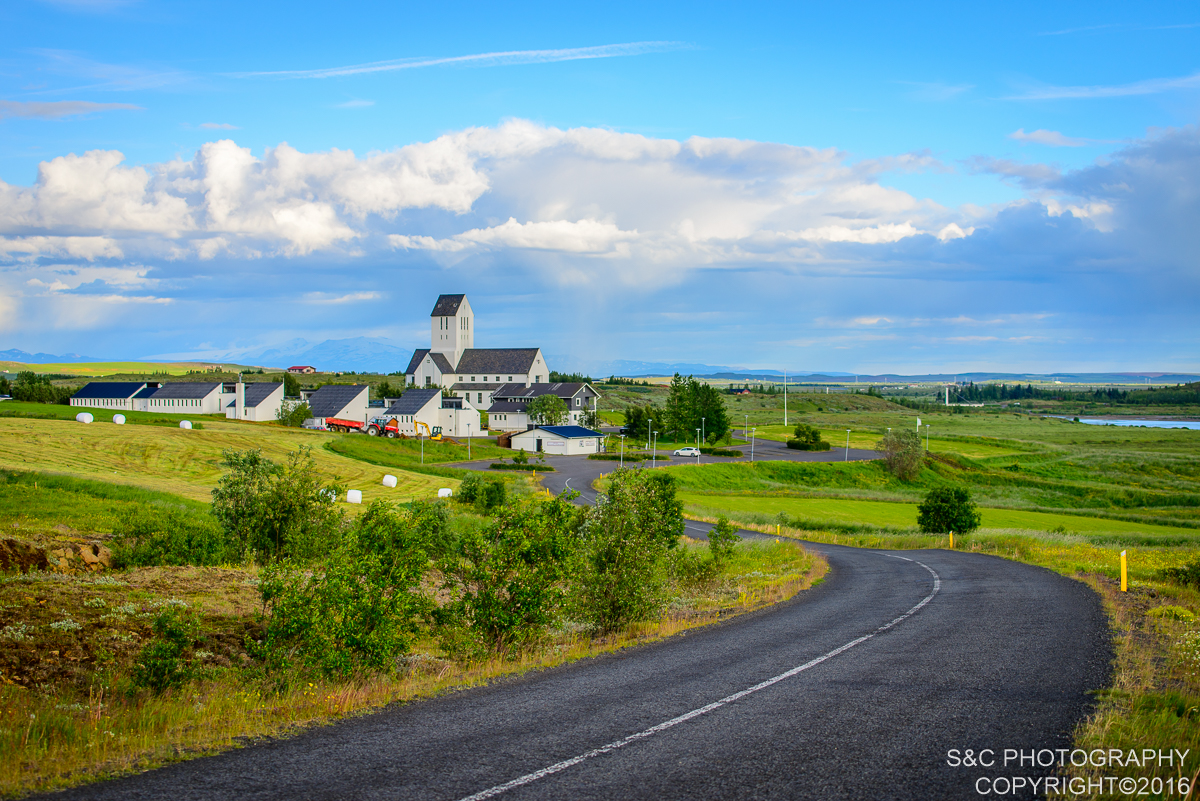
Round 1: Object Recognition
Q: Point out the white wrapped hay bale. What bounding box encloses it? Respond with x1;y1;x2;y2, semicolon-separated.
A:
438;488;453;498
113;414;126;425
382;474;397;488
346;489;363;504
179;420;192;430
75;412;94;424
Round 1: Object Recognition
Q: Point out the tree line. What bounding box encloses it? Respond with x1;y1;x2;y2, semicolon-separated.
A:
622;374;730;443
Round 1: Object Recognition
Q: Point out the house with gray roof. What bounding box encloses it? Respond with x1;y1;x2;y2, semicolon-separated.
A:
70;381;161;412
486;382;602;432
223;382;285;422
405;294;551;413
510;425;604;456
303;384;370;426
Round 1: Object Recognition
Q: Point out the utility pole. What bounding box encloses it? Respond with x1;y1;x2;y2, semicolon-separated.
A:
783;368;788;427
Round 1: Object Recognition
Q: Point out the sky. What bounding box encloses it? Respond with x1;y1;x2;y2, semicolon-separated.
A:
0;0;1197;374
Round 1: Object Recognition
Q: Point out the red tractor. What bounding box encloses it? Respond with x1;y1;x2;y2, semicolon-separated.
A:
366;417;403;438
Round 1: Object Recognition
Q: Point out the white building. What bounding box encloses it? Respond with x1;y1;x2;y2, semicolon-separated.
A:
486;382;601;432
379;387;478;438
73;380;287;422
303;384;370;426
405;294;551;412
224;382;285;422
510;425;604;456
70;382;159;411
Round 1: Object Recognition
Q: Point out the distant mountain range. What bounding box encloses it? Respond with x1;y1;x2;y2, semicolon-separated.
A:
4;346;1197;384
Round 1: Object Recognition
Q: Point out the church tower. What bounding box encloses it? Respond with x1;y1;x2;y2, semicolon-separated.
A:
429;294;474;368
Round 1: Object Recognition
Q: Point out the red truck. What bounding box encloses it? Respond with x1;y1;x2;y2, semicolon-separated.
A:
324;417;410;438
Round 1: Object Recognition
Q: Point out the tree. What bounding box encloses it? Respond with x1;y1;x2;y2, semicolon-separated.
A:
527;394;568;425
276;401;311;427
876;429;924;480
622;404;654;440
787;423;830;451
210;447;344;561
917;486;981;534
573;468;685;633
11;371;73;404
437;494;580;656
579;408;601;430
282;372;301;397
707;516;742;565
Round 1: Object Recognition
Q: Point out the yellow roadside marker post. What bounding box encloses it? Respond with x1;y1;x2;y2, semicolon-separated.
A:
1120;550;1128;592
949;531;954;549
776;523;780;536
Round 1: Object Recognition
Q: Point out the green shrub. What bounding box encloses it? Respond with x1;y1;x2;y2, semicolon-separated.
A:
436;494;579;657
708;516;742;565
457;474;508;512
276;401;311;427
210;447;344;562
111;505;233;567
257;511;429;677
876;429;924;480
132;606;199;694
917;486;982;534
573;469;685;633
787;423;829;451
489;462;554;472
1162;558;1200;589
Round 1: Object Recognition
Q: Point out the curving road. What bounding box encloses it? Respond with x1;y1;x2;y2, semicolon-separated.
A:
46;537;1110;800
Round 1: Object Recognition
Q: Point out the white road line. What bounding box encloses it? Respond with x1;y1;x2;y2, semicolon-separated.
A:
456;554;941;801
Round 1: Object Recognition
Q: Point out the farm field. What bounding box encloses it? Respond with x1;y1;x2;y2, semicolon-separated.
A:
0;361;263;376
679;492;1196;539
0;417;451;504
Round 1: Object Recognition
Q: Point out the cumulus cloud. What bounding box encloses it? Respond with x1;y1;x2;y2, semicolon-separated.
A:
0;100;142;120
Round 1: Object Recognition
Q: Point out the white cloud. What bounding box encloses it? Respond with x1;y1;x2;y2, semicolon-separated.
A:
0;235;123;260
0;100;142;119
1007;71;1200;100
236;42;686;79
1009;128;1091;147
303;291;382;304
199;122;239;130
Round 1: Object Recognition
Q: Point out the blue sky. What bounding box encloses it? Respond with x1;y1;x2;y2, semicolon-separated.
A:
1;0;1197;373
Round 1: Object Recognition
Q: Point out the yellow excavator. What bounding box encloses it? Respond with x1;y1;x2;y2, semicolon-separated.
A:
414;421;443;441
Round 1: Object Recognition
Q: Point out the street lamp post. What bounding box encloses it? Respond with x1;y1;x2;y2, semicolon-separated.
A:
925;424;930;451
844;429;851;461
744;414;748;438
467;421;471;460
619;434;625;468
701;417;706;446
647;418;653;452
696;428;701;465
751;428;756;462
783;368;787;427
652;431;659;468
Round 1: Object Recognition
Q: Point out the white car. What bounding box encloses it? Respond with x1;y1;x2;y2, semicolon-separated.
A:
673;447;701;458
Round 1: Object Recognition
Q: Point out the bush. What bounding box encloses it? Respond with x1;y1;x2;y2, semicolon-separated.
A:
111;505;234;567
132;605;199;694
489;462;554;472
436;494;579;657
457;473;507;513
708;516;742;565
573;469;684;633
257;508;429;677
210;447;344;562
1162;558;1200;589
916;486;982;534
786;438;831;451
787;423;829;451
701;447;743;457
876;429;924;480
276;401;311;427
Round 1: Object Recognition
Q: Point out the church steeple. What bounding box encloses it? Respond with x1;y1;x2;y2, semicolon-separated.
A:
429;294;473;368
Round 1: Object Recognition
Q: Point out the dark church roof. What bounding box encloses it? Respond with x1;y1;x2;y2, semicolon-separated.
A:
430;294;466;317
453;348;540;375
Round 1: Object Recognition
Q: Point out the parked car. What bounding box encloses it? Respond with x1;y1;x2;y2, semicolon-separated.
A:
673;446;701;457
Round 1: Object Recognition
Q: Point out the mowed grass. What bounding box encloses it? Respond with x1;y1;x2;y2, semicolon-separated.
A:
679;492;1198;538
751;423;1030;458
0;417;451;504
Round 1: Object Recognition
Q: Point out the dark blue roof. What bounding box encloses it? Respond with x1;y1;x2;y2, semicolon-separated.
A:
243;383;282;408
133;386;157;399
306;384;369;418
148;382;221;400
536;426;602;439
72;382;147;400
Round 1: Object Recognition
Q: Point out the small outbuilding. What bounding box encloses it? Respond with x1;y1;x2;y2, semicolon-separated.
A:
509;425;604;456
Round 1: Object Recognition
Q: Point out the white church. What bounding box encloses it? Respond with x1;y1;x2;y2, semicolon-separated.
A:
404;294;552;411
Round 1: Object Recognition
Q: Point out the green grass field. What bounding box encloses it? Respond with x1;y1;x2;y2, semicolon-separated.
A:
680;492;1196;539
0;417;451;504
0;361;264;376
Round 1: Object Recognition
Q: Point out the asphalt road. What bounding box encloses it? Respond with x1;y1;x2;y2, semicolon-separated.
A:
46;540;1110;801
460;439;882;505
